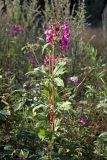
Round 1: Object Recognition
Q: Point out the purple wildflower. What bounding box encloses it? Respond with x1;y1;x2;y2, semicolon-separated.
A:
59;36;70;52
45;22;60;45
80;118;88;126
44;20;71;52
45;29;53;44
53;24;59;37
60;21;71;52
27;53;37;66
67;76;78;85
62;21;71;41
10;24;24;37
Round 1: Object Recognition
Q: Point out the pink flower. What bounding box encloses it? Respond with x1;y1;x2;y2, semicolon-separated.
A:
45;29;53;44
48;112;55;123
62;22;71;41
45;23;59;45
80;118;88;126
53;25;59;37
59;36;70;52
10;24;24;37
62;94;69;101
27;53;37;66
44;21;71;52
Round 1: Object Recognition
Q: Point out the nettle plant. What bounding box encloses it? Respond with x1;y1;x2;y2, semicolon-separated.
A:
27;19;73;135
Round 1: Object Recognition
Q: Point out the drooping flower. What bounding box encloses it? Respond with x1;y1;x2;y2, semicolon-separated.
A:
48;112;55;123
62;93;69;101
45;29;53;44
80;118;88;126
45;22;60;45
59;36;70;52
62;21;71;41
10;24;24;37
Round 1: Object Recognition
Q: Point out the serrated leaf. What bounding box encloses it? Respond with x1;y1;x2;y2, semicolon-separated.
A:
54;62;66;77
54;77;64;87
27;67;48;78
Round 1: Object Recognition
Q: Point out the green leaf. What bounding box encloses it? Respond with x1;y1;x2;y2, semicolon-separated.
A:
4;145;13;150
14;97;26;112
27;67;48;78
42;43;49;55
54;119;61;131
97;103;107;109
87;45;97;64
33;104;44;113
54;62;66;77
54;77;64;87
0;110;11;116
104;146;107;158
97;132;107;142
19;149;29;158
57;101;71;111
38;129;46;139
79;100;88;105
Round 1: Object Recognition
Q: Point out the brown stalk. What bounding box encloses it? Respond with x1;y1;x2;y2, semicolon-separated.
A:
48;52;51;110
51;44;55;131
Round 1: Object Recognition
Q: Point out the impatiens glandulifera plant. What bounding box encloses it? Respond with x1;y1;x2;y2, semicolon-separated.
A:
43;20;71;131
27;19;73;133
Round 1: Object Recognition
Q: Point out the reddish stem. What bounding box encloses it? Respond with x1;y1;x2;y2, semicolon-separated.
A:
51;44;55;131
48;52;51;110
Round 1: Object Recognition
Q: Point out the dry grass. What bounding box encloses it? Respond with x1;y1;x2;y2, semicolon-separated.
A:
85;26;107;58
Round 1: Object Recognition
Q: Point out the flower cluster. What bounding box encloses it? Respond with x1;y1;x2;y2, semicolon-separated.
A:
80;117;88;127
60;22;71;52
45;23;59;45
10;24;24;37
45;21;71;52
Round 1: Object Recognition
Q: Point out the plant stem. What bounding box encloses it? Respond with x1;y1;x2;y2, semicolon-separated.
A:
51;44;55;131
48;52;51;109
